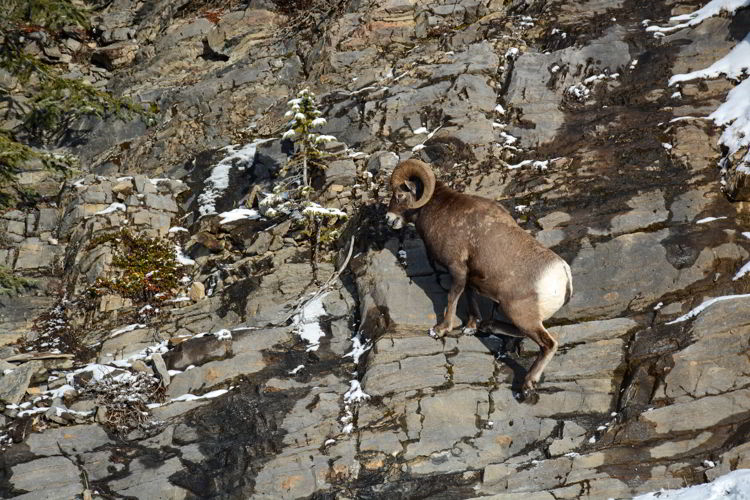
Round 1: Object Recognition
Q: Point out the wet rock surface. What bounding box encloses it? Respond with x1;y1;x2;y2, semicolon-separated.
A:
2;0;750;498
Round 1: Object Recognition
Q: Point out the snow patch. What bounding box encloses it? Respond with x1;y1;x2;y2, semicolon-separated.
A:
219;208;260;224
646;0;750;34
110;323;146;338
696;216;728;224
302;203;347;219
633;469;750;500
95;202;126;216
294;293;328;351
169;389;229;403
214;329;232;341
666;294;750;324
344;335;371;364
344;380;370;404
198;141;265;217
710;77;750;169
670;33;750;84
175;244;195;266
733;261;750;280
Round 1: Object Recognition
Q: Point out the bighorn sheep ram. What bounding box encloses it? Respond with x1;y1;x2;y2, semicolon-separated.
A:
386;159;573;392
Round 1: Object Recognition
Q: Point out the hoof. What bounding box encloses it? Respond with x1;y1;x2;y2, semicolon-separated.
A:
431;323;453;337
522;378;537;394
428;328;439;339
520;389;539;405
462;327;477;335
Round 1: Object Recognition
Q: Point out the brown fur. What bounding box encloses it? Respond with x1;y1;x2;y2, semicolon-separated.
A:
387;162;573;393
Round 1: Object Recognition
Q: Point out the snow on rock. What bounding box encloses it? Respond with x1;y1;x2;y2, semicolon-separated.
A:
175;244;195;266
169;389;230;403
213;329;232;341
94;202;126;216
508;159;551;171
633;469;750;500
646;0;750;34
710;77;750;168
344;335;371;364
302;203;347;219
197;141;263;217
670;32;750;84
219;208;260;224
110;323;146;338
344;380;370;404
294;293;328;351
666;294;750;324
696;216;728;224
169;226;188;233
733;260;750;280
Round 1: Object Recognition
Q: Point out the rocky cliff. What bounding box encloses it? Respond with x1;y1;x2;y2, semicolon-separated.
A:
1;0;750;498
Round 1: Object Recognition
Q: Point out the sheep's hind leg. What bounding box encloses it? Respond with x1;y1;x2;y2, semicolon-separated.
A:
520;324;558;393
432;265;467;337
463;287;482;334
503;301;559;394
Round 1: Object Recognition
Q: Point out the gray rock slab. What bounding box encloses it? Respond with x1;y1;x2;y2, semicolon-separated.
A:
641;389;750;435
152;352;171;386
280;381;346;448
359;429;405;456
25;424;110;457
166;350;266;398
405;387;488;459
14;239;61;270
669;185;714;223
143;192;179;212
252;447;331;500
325;159;357;186
450;350;495;385
231;326;289;353
80;450;124;481
549;317;637;346
357;247;446;333
362;353;448;396
593;190;668;236
108;456;187;499
162;335;231;371
506;27;630;146
151;399;210;420
10;456;82;499
368;335;445;365
0;361;41;404
662;296;750;402
99;327;164;364
545;338;624;381
559;231;746;321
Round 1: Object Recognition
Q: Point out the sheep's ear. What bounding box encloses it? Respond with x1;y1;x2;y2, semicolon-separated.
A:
404;180;417;195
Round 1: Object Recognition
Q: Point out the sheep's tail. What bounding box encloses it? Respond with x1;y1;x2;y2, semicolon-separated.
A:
563;261;573;305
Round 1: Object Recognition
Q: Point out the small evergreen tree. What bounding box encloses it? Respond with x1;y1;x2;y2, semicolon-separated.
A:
282;88;336;190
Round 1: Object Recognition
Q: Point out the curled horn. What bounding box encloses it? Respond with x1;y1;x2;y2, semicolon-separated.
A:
390;159;436;209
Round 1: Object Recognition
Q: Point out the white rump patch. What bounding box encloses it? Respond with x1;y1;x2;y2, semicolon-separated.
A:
535;260;569;320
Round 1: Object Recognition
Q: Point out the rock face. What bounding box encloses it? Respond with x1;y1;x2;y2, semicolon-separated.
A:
2;0;750;499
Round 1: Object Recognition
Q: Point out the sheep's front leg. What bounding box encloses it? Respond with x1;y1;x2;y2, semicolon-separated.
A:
433;266;467;337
